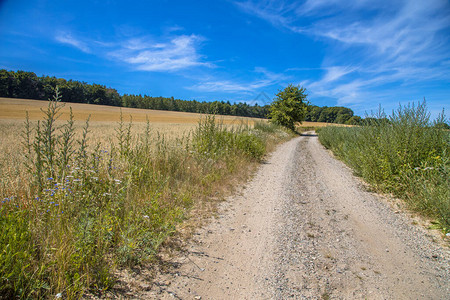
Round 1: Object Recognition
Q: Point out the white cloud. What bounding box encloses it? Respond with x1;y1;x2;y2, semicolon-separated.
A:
55;32;90;53
191;80;252;93
189;67;288;93
321;66;356;83
234;1;305;32
110;34;213;72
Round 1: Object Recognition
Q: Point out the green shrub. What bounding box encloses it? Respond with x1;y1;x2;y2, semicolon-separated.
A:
193;115;267;160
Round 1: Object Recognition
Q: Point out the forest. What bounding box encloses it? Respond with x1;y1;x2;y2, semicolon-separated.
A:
0;69;360;124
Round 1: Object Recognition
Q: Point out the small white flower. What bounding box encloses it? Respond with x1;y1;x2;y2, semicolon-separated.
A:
143;215;149;219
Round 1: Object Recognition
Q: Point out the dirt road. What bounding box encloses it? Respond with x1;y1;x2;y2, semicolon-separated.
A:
146;133;449;299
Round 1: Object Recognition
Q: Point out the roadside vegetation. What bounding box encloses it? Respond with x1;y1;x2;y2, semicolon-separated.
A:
317;101;450;233
0;89;294;299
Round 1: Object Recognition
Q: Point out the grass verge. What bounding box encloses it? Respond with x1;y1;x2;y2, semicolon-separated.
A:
317;101;449;233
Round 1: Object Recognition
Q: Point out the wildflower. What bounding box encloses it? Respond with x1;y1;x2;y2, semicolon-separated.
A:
143;215;149;219
48;177;54;180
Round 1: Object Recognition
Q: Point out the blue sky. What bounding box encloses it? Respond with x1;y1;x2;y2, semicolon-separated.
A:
0;0;449;118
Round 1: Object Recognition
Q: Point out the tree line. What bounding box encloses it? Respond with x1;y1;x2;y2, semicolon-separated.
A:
0;69;360;124
305;105;362;125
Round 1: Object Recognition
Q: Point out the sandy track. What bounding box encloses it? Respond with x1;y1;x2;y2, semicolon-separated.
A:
146;133;449;299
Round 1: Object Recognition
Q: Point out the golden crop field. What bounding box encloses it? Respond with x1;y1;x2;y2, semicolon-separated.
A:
0;97;263;124
0;97;261;159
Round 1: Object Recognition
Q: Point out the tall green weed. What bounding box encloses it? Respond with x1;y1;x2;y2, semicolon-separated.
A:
318;101;450;232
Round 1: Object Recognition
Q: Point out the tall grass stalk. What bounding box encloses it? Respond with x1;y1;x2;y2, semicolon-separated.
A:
318;101;450;232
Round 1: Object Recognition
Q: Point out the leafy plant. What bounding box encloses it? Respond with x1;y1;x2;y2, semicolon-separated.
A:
269;84;308;131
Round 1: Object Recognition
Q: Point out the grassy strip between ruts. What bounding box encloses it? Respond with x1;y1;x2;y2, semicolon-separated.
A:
0;91;296;299
317;101;449;234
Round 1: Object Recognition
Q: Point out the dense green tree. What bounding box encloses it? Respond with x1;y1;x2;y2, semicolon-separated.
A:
345;115;362;125
269;84;308;131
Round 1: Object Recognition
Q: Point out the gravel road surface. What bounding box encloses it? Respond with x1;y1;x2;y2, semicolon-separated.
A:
146;133;449;299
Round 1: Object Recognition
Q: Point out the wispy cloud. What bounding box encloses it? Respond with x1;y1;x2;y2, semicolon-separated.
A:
234;1;305;32
55;32;90;53
235;0;450;108
109;34;213;72
189;67;288;93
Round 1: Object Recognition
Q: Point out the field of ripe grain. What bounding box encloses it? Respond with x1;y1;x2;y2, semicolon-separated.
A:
0;97;262;124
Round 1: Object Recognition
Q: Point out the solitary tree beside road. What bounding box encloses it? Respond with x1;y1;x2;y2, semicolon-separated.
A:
269;84;308;131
